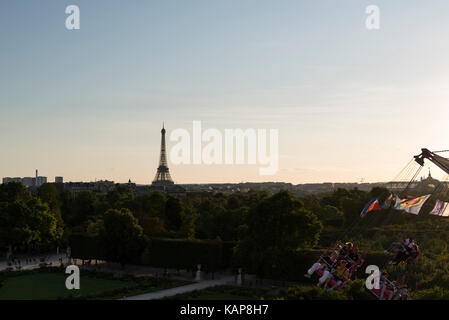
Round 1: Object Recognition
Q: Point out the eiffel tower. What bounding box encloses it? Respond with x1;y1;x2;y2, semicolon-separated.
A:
152;123;174;186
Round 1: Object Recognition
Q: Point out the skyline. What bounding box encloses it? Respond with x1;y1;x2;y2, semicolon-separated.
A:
2;140;446;186
1;167;444;185
2;1;449;184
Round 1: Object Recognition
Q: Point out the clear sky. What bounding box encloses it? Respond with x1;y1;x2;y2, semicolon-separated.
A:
1;0;449;184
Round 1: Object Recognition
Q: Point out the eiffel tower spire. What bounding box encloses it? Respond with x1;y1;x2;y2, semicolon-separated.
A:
152;123;174;185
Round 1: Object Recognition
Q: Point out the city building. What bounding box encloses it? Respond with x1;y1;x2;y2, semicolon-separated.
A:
21;177;35;188
63;180;115;197
2;177;22;184
2;170;47;188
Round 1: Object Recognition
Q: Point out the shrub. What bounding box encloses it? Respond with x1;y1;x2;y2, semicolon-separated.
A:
144;238;225;271
284;285;348;300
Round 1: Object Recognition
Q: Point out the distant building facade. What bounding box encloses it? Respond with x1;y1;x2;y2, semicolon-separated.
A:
36;176;47;187
63;180;115;197
2;170;47;188
2;177;24;185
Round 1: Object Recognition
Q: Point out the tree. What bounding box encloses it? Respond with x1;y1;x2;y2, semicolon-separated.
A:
138;192;166;219
195;199;226;239
234;191;322;277
164;196;183;232
29;198;63;246
86;219;104;236
139;215;167;238
38;183;64;242
99;208;146;267
319;205;344;227
215;207;246;241
321;188;351;208
302;195;322;215
368;187;391;200
68;191;99;228
0;182;31;203
340;196;365;227
177;210;196;239
0;198;62;250
284;285;348;300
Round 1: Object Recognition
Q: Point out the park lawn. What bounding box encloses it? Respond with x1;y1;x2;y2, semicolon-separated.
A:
167;285;273;300
0;273;134;300
106;279;193;300
183;292;258;300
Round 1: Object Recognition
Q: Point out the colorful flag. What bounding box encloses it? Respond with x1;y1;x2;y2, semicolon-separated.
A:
394;194;431;215
430;200;449;217
381;194;393;209
393;195;402;208
361;198;382;218
393;195;410;210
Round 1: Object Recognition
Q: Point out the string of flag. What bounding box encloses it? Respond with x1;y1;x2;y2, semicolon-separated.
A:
360;194;443;217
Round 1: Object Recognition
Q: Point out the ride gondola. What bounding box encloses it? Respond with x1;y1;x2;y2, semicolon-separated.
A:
305;242;364;290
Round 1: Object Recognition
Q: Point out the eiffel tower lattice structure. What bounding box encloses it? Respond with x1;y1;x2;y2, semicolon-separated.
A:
152;124;174;186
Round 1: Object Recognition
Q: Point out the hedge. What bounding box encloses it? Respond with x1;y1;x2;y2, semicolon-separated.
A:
69;234;104;260
69;234;390;282
69;234;236;271
142;238;236;271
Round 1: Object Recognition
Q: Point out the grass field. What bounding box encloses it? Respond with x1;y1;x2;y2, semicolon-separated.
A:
0;273;134;300
181;292;259;300
167;285;275;300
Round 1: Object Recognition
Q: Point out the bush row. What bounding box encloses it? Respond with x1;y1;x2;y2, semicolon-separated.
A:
69;234;236;271
69;233;390;281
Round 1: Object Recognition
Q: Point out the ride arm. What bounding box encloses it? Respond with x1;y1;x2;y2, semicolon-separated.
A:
415;148;449;175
